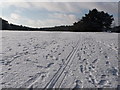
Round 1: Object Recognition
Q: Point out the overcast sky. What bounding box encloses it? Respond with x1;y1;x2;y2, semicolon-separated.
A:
0;0;119;28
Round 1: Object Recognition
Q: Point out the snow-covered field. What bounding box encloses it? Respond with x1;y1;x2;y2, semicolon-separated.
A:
0;31;119;88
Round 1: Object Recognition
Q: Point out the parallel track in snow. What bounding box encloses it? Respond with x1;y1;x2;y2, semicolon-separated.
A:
25;36;81;89
42;36;81;89
18;34;118;89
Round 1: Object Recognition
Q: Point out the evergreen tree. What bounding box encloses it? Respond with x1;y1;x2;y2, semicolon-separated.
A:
73;9;114;32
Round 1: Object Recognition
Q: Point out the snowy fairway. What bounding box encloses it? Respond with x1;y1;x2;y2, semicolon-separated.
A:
0;31;119;88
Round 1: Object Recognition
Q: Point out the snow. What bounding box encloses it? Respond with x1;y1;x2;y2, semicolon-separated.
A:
0;31;119;88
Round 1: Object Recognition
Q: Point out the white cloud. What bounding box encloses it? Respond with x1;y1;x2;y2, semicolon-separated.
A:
1;2;118;14
1;2;31;9
10;13;21;20
26;14;77;28
49;13;77;22
1;2;118;27
3;12;76;28
28;2;79;13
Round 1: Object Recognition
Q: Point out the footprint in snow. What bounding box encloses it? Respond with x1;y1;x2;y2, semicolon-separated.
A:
45;63;54;68
73;80;82;89
58;53;61;56
101;75;106;79
106;61;110;65
37;65;43;68
80;65;83;73
98;80;107;85
92;59;98;64
107;67;118;76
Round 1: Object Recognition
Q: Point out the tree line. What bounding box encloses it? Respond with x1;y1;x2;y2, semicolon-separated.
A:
0;9;119;33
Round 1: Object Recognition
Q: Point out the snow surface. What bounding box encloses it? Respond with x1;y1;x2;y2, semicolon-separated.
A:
0;31;119;88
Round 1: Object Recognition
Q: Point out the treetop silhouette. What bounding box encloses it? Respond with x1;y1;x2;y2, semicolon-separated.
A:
73;8;114;32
